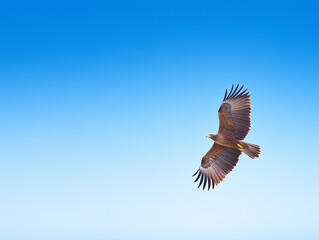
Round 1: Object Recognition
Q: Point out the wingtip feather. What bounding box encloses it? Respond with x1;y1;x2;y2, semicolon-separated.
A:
198;174;204;188
227;84;234;98
223;89;228;100
224;84;249;100
194;172;201;183
229;84;239;97
202;176;207;190
192;169;199;177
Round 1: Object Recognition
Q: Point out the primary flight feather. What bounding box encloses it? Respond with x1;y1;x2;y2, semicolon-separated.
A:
193;84;260;190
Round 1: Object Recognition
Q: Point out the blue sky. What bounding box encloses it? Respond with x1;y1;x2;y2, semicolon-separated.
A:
0;0;319;239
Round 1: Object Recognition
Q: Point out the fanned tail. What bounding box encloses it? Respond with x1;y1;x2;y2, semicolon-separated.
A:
240;142;260;159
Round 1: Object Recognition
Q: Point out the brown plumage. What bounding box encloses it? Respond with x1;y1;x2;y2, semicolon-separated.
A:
193;84;260;190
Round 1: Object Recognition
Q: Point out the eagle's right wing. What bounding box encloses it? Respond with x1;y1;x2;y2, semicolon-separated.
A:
192;143;241;190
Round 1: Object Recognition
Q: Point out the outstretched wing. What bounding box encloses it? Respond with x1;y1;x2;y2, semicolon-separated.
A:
218;84;251;140
192;143;241;190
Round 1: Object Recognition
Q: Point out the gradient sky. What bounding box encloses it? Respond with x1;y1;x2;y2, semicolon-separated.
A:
1;0;319;239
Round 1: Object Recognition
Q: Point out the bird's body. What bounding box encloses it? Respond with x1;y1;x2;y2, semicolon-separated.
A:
193;85;260;190
208;132;242;149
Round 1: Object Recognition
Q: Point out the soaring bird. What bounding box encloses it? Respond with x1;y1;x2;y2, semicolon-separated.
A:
192;84;260;190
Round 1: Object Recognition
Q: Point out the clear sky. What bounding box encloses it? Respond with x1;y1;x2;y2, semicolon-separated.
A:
1;0;319;239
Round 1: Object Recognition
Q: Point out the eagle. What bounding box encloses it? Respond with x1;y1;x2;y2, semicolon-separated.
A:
192;84;260;190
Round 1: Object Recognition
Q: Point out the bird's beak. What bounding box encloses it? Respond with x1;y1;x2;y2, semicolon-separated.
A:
206;134;210;138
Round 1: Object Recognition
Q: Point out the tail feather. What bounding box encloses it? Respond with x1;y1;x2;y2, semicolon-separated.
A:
241;142;260;159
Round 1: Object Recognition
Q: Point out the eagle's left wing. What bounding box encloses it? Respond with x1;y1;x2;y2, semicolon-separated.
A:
192;143;241;190
218;84;251;140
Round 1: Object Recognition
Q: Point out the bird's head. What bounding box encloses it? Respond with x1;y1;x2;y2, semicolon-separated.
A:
206;133;217;140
